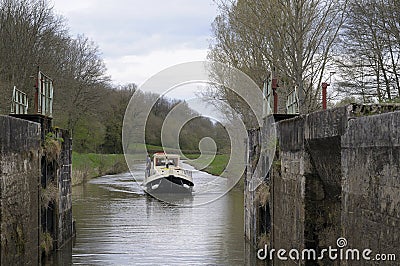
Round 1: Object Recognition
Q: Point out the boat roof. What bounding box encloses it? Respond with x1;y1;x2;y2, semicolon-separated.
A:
153;152;180;158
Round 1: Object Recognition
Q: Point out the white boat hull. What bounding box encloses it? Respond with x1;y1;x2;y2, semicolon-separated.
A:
143;153;194;194
143;175;193;194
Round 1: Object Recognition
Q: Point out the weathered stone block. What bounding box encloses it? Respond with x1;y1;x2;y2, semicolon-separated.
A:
0;115;41;266
245;105;400;265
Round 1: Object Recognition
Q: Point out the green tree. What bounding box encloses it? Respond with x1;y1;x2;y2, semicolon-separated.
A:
102;84;136;154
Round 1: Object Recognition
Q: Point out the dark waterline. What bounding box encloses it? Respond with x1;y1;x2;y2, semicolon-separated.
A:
49;164;259;265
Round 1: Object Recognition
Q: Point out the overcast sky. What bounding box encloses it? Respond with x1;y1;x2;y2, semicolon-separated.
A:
52;0;219;86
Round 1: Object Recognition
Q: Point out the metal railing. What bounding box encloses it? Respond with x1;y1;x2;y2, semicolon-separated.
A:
10;86;28;115
262;79;273;117
36;71;53;117
286;88;299;114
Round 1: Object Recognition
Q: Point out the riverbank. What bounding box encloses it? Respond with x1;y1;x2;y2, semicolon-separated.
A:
131;144;229;176
183;154;229;176
71;151;230;186
72;152;128;186
183;154;245;191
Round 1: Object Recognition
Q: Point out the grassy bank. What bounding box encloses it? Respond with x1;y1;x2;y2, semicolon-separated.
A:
71;148;230;186
72;152;128;186
145;144;202;155
184;153;245;190
183;154;229;176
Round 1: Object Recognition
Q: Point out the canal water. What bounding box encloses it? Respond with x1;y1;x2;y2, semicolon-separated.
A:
51;163;260;265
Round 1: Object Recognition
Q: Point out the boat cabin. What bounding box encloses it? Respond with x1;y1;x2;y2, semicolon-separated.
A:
153;153;180;168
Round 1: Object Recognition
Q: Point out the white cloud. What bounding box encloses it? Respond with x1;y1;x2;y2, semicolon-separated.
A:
53;0;216;21
105;48;208;85
52;0;218;85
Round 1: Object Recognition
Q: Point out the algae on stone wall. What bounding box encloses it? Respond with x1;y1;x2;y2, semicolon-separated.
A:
40;231;53;257
43;132;63;163
40;181;59;209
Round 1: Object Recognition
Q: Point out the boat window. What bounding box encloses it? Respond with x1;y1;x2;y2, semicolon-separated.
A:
154;156;179;166
155;158;166;166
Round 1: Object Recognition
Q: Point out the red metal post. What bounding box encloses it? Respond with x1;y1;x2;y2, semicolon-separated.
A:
272;78;278;113
322;82;329;110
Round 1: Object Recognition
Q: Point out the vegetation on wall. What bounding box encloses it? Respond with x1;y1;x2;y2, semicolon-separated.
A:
40;231;53;257
43;132;63;162
40;181;58;209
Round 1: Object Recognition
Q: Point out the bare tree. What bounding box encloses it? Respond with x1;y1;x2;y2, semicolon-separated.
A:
53;35;110;131
208;0;348;114
0;0;65;113
337;0;400;102
0;0;110;132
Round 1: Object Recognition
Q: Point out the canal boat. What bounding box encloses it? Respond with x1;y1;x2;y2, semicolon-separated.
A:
143;152;194;194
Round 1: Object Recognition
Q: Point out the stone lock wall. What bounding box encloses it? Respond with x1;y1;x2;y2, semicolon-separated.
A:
341;111;400;265
0;115;41;265
0;115;73;265
245;104;400;265
54;128;73;249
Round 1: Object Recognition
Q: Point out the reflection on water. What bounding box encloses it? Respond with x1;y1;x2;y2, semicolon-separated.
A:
48;163;266;265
